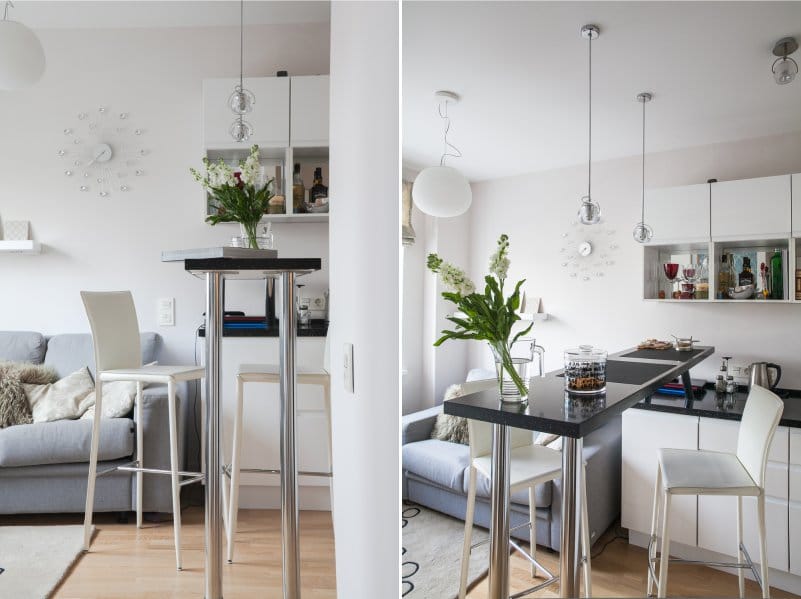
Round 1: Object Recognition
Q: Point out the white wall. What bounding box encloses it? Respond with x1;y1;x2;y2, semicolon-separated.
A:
466;130;801;386
0;20;329;364
329;2;399;598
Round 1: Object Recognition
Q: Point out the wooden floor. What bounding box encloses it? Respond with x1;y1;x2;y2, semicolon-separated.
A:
3;507;336;598
4;509;800;598
467;524;800;598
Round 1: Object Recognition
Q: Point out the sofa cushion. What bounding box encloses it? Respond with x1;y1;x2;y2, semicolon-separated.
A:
44;333;160;379
24;367;95;423
0;418;134;467
0;332;46;363
402;439;470;493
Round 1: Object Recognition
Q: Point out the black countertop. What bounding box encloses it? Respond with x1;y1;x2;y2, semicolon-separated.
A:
443;346;715;438
634;386;801;428
197;320;328;338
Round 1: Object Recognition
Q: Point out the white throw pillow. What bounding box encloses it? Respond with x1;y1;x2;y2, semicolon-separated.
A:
24;367;95;423
79;380;138;420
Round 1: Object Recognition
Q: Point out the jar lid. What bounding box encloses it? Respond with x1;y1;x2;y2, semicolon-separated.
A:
564;345;607;359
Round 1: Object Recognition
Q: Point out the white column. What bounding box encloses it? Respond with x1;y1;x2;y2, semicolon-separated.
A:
329;2;400;598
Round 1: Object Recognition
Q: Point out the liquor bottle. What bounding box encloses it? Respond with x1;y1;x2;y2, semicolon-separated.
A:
770;251;783;299
717;254;731;298
309;167;328;206
738;256;754;287
292;163;305;214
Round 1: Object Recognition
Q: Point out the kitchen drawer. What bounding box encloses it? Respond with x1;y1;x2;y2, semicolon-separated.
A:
791;464;801;501
742;496;789;572
791;428;801;465
791;501;801;575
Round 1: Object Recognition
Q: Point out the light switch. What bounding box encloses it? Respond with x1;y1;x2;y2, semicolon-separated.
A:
157;297;175;327
344;343;354;393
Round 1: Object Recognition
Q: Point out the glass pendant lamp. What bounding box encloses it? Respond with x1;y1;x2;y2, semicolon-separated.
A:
578;24;601;225
633;92;654;243
229;0;254;141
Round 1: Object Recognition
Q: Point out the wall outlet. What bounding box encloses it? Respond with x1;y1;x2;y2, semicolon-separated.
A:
344;343;354;393
728;362;749;383
157;297;175;327
307;295;326;312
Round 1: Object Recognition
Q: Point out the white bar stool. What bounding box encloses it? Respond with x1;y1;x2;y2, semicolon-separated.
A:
647;385;784;598
223;333;332;564
81;291;205;571
457;380;592;599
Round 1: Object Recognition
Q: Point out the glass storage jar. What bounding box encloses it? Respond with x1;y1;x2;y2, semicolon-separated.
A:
563;345;607;394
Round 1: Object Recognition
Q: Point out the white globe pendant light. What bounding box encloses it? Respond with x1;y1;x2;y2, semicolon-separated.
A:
0;2;45;90
412;165;472;218
412;91;472;218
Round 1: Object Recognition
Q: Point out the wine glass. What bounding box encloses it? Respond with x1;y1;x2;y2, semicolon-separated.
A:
662;263;679;298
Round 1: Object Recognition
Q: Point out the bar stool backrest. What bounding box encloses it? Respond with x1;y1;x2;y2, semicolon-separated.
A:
81;290;143;372
736;385;784;488
456;379;534;461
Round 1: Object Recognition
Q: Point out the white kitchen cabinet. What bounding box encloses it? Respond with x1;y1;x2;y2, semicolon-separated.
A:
197;336;331;509
792;174;801;237
697;418;789;572
622;409;699;546
290;75;329;147
711;175;791;241
202;77;290;148
644;183;710;244
790;429;801;575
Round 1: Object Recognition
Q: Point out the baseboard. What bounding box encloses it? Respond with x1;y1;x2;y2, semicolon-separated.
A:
629;529;801;595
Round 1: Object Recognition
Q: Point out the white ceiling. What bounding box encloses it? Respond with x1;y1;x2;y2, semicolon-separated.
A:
403;1;801;182
10;1;329;29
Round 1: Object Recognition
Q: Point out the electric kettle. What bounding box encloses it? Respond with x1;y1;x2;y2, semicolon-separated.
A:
747;362;782;391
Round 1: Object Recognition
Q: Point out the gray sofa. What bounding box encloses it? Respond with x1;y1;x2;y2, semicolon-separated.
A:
402;384;622;551
0;331;195;515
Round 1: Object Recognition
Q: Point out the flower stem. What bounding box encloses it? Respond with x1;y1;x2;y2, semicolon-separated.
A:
242;222;259;249
493;343;528;397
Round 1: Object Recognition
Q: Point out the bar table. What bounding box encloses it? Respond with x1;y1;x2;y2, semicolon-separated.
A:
444;345;714;599
163;248;321;599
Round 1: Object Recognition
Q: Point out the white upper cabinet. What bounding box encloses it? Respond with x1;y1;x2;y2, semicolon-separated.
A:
203;77;290;148
290;75;329;147
710;175;791;241
792;173;801;237
644;183;710;244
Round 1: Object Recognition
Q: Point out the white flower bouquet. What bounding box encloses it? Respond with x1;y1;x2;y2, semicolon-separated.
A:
191;145;274;249
427;234;532;397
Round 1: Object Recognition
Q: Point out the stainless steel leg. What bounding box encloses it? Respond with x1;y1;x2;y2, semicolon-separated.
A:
560;437;582;598
205;272;224;599
280;272;300;599
488;423;511;599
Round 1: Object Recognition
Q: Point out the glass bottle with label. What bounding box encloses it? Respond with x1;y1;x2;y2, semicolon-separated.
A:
718;254;732;298
292;163;305;214
770;251;783;299
738;256;754;287
309;167;328;207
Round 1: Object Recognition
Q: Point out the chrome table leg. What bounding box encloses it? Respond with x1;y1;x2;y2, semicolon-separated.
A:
488;422;511;599
280;272;300;599
560;437;582;598
205;272;223;599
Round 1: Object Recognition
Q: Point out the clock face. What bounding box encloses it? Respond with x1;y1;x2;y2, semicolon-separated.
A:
560;221;619;282
57;107;148;197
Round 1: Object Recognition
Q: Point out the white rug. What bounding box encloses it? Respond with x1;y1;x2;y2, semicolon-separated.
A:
402;504;490;598
0;525;90;599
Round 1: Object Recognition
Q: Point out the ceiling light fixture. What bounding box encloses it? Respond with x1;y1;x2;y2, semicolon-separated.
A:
229;0;254;141
0;1;45;90
772;37;798;85
578;24;601;225
412;90;472;218
633;92;653;244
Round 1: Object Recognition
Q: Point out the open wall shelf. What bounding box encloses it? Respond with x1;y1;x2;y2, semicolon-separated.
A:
0;240;41;254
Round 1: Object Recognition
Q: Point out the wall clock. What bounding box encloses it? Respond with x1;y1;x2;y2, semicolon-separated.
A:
559;221;619;281
57;107;149;197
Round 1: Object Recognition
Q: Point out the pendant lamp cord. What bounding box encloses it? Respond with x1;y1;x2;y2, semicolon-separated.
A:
237;0;244;130
3;1;13;21
641;96;646;225
587;32;592;201
438;99;463;167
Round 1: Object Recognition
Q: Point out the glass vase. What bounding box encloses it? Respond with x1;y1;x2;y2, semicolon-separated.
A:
490;342;533;404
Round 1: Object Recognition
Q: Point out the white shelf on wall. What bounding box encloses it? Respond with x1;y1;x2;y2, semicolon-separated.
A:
0;240;41;254
213;214;329;225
